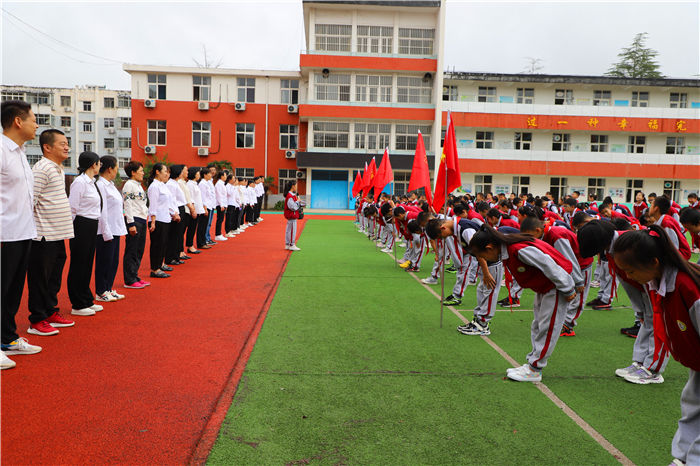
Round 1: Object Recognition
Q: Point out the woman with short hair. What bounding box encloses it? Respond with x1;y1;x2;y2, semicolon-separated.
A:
165;164;187;265
147;163;179;278
122;160;150;288
185;167;204;254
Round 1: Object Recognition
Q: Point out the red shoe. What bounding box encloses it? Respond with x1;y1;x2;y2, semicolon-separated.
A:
138;280;151;287
46;312;75;328
27;320;60;336
560;323;576;337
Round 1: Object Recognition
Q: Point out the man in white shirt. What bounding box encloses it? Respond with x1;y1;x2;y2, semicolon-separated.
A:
1;100;42;368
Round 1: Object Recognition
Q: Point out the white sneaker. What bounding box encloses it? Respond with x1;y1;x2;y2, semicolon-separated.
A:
421;276;438;285
96;291;117;302
507;363;530;374
284;245;291;250
110;290;125;300
381;247;392;253
72;307;96;316
215;235;228;241
90;304;103;312
624;366;664;384
235;228;243;233
225;232;235;237
1;337;42;355
397;242;406;247
289;245;301;251
0;352;16;369
507;364;542;382
615;362;641;378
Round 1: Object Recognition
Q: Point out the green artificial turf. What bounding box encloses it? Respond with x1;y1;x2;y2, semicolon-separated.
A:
208;219;690;465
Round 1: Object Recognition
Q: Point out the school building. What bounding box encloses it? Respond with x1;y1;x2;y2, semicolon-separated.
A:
124;0;699;209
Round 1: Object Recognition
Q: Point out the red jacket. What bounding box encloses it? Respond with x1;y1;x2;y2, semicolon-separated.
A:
544;225;593;270
283;192;300;220
543;210;562;222
658;214;691;260
633;202;648;219
504;240;573;294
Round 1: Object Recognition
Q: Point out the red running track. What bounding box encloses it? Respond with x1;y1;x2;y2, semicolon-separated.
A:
1;215;301;465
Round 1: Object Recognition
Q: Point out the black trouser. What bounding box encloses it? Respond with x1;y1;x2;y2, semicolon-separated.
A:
256;195;263;218
215;206;225;236
27;238;66;324
1;239;32;344
196;213;209;248
166;206;187;262
67;216;98;310
123;218;147;285
225;205;237;232
95;235;120;295
185;212;198;248
238;205;246;226
232;207;241;231
150;221;170;271
245;205;254;223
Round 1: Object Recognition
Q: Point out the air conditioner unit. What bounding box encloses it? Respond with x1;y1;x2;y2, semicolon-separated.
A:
106;148;114;154
64;107;72;113
144;99;157;108
197;147;209;156
287;104;298;113
198;101;209;111
295;170;306;179
108;128;115;134
234;102;246;111
555;90;564;97
144;145;156;154
285;150;296;159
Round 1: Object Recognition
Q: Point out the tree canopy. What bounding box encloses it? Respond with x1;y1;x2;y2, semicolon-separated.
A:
605;32;664;78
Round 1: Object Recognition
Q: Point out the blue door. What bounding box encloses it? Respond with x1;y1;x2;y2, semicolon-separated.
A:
311;170;349;209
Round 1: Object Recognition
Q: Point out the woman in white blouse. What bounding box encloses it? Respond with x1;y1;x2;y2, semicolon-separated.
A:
94;156;128;302
67;152;103;316
122;161;150;288
214;170;228;242
147;163;179;278
165;164;188;265
185;167;205;254
197;168;215;249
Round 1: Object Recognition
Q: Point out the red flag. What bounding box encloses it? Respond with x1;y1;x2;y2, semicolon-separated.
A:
360;162;369;198
352;170;363;198
362;157;377;197
407;131;433;206
373;148;393;196
432;112;462;212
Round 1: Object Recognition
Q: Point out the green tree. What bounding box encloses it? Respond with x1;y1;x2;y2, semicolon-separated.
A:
605;32;664;78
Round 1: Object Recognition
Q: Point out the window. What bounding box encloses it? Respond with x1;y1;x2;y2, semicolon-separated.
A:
587;178;606;200
666;137;685;154
281;79;299;104
236;167;255;178
475;175;492;194
82;142;93;152
315;23;351;52
477;87;497;103
278;169;297;192
357;25;393;54
393;171;411;195
398;27;434;55
117;158;130;169
193;76;211;101
512;176;530;195
396;124;431;150
590;134;608;152
236;123;255;148
104;118;114;128
103;97;115;108
475;131;494;149
280;124;298;150
65;137;71;148
148;74;167;99
517;88;534;104
1;91;24;101
237;78;255;103
549;177;568;201
63;157;71;168
356;75;392;103
60;95;71;106
552;133;570;151
36;114;50;125
593;90;611;106
60;116;71;127
27;153;41;166
397;76;431;104
118;137;131;149
514;132;532;150
104;138;114;149
442;85;458;101
354;123;391;150
148;120;167;146
670;93;688;108
192;121;211;147
117;95;131;108
83;101;92;111
82;121;93;132
625;179;644;203
663;180;682;203
315;73;351;102
27;93;49;104
554;89;574;105
628;135;645;153
312;121;349;148
631;91;649;107
119;117;131;129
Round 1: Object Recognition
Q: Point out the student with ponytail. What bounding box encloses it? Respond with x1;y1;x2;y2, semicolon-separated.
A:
612;225;700;465
147;163;178;278
165;164;188;265
468;225;576;382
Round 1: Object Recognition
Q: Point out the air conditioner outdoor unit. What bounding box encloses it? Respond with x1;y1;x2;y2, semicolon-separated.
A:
555;90;564;97
108;128;115;134
285;150;296;159
295;170;306;179
198;101;209;111
234;102;246;111
144;145;156;154
197;148;209;156
287;104;298;113
144;99;157;108
64;107;72;112
106;148;114;154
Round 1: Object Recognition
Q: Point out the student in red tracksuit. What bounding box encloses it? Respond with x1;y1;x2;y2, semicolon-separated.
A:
681;208;700;264
486;208;520;229
612;225;700;465
633;191;648;220
649;196;692;260
469;225;576;382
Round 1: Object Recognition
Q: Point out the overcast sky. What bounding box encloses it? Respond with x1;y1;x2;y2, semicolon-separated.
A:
2;0;698;90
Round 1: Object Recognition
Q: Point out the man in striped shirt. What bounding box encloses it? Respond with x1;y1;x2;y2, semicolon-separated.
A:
26;129;76;336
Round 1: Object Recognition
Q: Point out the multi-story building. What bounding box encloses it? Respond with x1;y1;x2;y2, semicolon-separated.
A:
0;85;132;174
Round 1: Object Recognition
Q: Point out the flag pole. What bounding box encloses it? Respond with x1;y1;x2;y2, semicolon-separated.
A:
393;230;397;268
440;178;447;328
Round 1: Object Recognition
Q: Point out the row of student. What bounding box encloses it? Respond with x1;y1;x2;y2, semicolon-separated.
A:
357;191;700;464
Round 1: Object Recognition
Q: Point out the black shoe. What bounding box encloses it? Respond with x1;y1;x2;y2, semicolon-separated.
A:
407;265;420;272
587;298;603;307
180;255;192;260
160;265;174;272
188;249;202;254
621;322;641;338
207;240;217;245
446;265;457;274
150;270;170;278
168;260;184;265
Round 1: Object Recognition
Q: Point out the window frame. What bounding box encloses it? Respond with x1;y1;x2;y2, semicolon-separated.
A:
103;97;115;109
235;122;255;149
516;88;534;104
477;86;497;103
475;131;494;149
552;133;571;151
590;134;608;152
192;121;211;147
514;132;532;150
666;136;685;154
279;124;298;150
280;79;299;105
312;121;349;149
148;74;167;100
193;75;212;102
148;120;167;146
593;90;611;106
627;135;646;154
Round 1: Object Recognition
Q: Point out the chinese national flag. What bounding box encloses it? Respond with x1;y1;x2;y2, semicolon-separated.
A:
363;157;377;196
360;162;369;197
432;112;462;212
352;169;363;198
407;131;433;206
373;148;393;196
